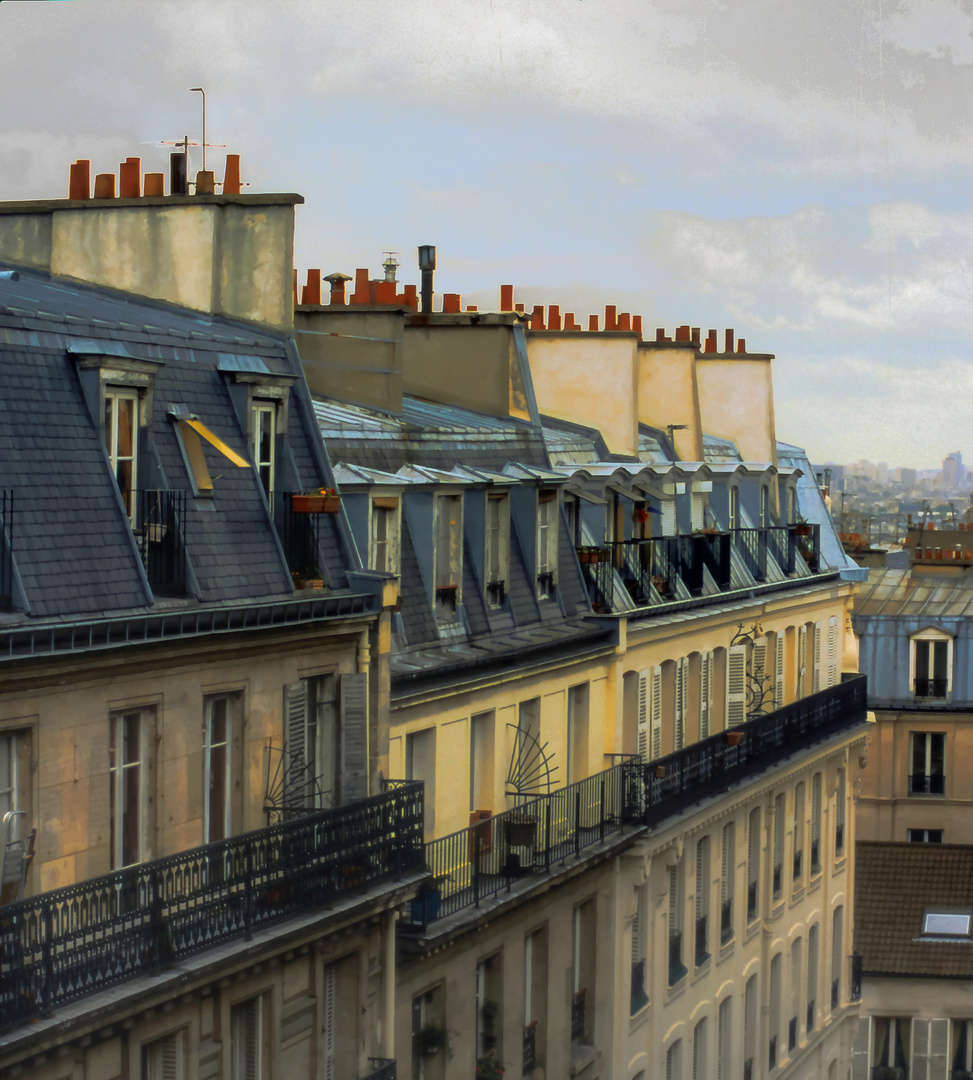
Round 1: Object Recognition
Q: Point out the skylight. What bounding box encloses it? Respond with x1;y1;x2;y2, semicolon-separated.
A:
922;911;972;937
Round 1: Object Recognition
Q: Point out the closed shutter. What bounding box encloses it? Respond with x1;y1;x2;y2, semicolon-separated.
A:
851;1017;871;1080
691;490;704;531
662;500;676;536
914;1018;930;1080
914;1018;950;1080
726;645;747;728
651;667;663;760
675;657;689;750
339;673;369;802
631;907;641;964
797;625;808;698
700;652;712;739
637;669;650;761
144;1031;183;1080
323;963;336;1080
752;639;767;714
812;621;822;693
828;616;839;687
775;633;785;708
721;825;731;904
668;865;679;938
284;681;309;801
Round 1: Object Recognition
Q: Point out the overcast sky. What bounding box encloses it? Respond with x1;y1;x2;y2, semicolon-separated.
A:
1;0;970;469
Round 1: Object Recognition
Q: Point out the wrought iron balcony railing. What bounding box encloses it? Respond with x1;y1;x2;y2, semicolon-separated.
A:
576;547;614;612
404;761;639;929
668;931;686;985
617;533;732;603
850;951;862;1002
747;880;759;923
810;839;821;874
136;489;188;595
909;773;946;796
0;490;13;610
734;524;820;580
278;492;327;581
793;849;803;881
720;898;733;944
571;988;586;1041
914;677;948;699
0;781;424;1031
773;861;783;896
523;1020;538;1072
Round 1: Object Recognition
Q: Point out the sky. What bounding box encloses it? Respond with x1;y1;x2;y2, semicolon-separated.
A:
1;0;970;469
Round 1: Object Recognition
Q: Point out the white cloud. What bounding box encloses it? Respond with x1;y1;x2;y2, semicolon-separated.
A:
884;0;973;65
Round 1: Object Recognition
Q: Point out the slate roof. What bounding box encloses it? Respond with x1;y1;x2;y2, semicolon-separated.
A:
855;842;973;978
854;568;973;618
0;263;356;622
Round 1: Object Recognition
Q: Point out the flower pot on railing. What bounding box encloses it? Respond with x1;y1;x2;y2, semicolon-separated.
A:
292;491;341;514
725;730;745;746
793;523;813;536
505;816;537;848
654;765;667;778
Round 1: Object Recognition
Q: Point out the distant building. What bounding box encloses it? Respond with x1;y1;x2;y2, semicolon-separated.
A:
943;451;964;488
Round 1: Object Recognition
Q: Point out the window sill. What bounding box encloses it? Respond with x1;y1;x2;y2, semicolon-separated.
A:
789;885;805;906
717;938;736;965
832;856;846;877
769;900;785;923
692;954;711;983
808;874;822;896
745;920;761;944
569;1041;599;1076
665;971;688;1004
629;1000;651;1031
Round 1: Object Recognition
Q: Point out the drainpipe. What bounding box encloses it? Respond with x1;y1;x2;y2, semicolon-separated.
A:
384;908;397;1061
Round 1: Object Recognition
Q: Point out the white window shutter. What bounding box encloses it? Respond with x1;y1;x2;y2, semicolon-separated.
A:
851;1017;871;1080
752;639;768;714
651;667;663;760
691;491;704;531
339;673;369;802
323;963;336;1080
700;652;712;739
144;1032;183;1080
727;645;747;728
775;634;785;708
812;621;822;693
930;1018;949;1080
913;1018;930;1080
668;866;679;937
661;500;676;536
637;669;649;761
631;908;641;964
284;681;309;795
828;616;839;687
676;658;689;750
797;625;808;698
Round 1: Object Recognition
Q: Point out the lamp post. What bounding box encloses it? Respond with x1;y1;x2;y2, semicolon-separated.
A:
189;87;206;173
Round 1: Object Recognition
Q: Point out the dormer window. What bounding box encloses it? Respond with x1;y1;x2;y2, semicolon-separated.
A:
252;402;276;504
911;629;953;699
921;910;971;938
759;485;769;527
537;490;558;598
485;493;510;609
434;493;463;618
105;390;139;520
370;497;400;576
729;485;740;530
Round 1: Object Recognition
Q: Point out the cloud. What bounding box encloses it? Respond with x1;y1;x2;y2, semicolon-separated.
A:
883;0;973;65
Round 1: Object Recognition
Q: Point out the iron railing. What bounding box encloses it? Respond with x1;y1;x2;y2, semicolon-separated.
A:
831;976;840;1010
618;533;733;603
362;1059;397;1080
807;999;815;1032
909;773;946;795
576;547;614;612
0;490;13;610
136;489;188;595
405;762;639;928
773;862;783;896
734;524;820;580
747;881;759;922
639;676;867;829
850;951;862;1002
668;932;686;985
523;1021;538;1072
279;492;327;580
571;988;586;1041
914;677;948;699
789;1016;798;1051
630;959;647;1013
794;524;821;572
0;782;423;1031
695;915;708;965
720;899;733;944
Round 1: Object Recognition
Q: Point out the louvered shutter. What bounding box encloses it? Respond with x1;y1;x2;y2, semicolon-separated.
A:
828;616;839;687
752;639;767;714
284;681;309;802
243;998;260;1080
668;865;679;938
721;826;730;904
631;907;641;964
797;625;808;698
914;1018;930;1080
651;667;663;760
691;490;704;531
851;1017;871;1080
812;621;822;693
695;839;706;921
676;658;689;750
144;1031;183;1080
775;633;785;708
323;963;336;1080
915;1018;950;1080
339;673;369;802
662;500;676;536
700;652;712;739
726;645;747;727
637;669;650;761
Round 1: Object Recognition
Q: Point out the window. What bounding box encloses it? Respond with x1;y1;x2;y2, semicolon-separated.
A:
0;730;24;841
692;1019;707;1080
772;792;785;899
475;953;502;1064
728;485;740;530
835;768;847;854
434;493;463;617
105;389;139;520
524;929;546;1073
912;630;952;698
759;485;769;527
910;732;946;795
807;924;819;1032
827;615;839;687
370;498;400;576
695;836;710;965
951;1019;973;1076
666;1039;683;1080
536;490;558;597
747;808;760;922
668;861;686;985
717;996;731;1080
469;711;495;814
744;975;757;1078
484;493;509;607
204;695;240;844
769;952;782;1068
631;884;649;1013
231;994;270;1080
406;727;436;836
871;1017;910;1076
571;901;595;1043
720;822;734;944
908;828;943;843
792;782;805;883
810;773;822;873
252;402;276;505
566;683;589;786
142;1030;185;1080
789;938;802;1052
282;675;338;812
109;709;151;868
831;906;843;1011
921;910;972;937
411;984;445;1080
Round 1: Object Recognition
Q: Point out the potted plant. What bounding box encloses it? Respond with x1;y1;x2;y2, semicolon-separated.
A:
476;1051;505;1079
292;487;342;513
726;730;745;746
416;1023;451;1058
295;565;324;589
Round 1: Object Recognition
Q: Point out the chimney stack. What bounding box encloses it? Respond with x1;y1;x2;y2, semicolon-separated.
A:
69;159;91;200
93;173;116;199
301;269;322;306
223;155;242;195
119;157;141;198
605;305;617;331
588;314;599;332
170;152;187;196
144;173;165;197
500;284;514;311
724;328;734;353
195;170;215;195
325;272;351;305
530;305;545;330
418;245;436;314
547;304;561;330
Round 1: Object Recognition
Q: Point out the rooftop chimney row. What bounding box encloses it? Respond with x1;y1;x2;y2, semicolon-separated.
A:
67;155;242;200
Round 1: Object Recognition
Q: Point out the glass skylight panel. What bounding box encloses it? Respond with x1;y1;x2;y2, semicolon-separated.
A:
922;911;971;936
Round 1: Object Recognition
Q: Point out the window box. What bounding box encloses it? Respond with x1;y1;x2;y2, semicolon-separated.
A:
291;493;341;514
794;523;813;536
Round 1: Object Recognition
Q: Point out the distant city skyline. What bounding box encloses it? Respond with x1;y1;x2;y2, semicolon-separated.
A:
0;0;969;465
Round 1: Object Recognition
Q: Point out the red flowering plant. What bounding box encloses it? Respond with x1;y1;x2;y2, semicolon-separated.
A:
476;1052;505;1079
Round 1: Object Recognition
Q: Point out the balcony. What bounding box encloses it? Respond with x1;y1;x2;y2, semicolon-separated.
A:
403;762;638;929
523;1020;538;1072
577;546;615;612
136;489;188;595
278;492;328;583
0;489;13;610
914;677;949;699
639;675;868;830
909;773;946;796
0;781;424;1031
571;988;586;1041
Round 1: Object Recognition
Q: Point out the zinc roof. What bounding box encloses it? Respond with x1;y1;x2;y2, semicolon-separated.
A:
855;568;973;618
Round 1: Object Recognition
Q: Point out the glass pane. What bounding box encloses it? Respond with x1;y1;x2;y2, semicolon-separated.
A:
915;640;930;680
116;398;135;457
930;732;945;776
123;763;140;865
123;713;140;765
209;742;226;843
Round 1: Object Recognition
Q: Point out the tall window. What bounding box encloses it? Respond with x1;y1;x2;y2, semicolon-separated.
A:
485;494;509;607
370;500;399;576
434;494;463;617
717;996;731;1080
910;732;946;795
142;1030;185;1080
536;491;558;597
773;792;785;899
744;975;757;1077
831;906;843;1011
835;768;847;855
231;994;270;1080
469;711;495;814
793;782;805;884
105;389;139;519
0;731;21;840
668;861;686;985
631;884;648;1013
566;683;589;786
666;1040;683;1080
951;1020;973;1076
769;952;782;1068
475;953;502;1063
205;695;238;844
728;486;739;530
109;710;147;869
912;632;951;698
721;822;735;945
747;808;760;922
872;1018;910;1076
807;924;819;1033
695;836;710;965
524;929;546;1073
759;485;769;527
252;402;275;504
790;937;802;1051
692;1019;707;1080
810;773;822;873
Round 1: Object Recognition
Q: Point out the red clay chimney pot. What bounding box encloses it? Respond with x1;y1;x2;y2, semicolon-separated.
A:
223;154;242;195
500;285;514;311
69;159;91;200
93;173;116;199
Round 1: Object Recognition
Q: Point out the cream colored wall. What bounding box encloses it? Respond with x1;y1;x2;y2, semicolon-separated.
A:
527;333;640;457
855;706;973;843
637;345;704;460
0;627;362;893
861;975;973;1020
696;357;778;466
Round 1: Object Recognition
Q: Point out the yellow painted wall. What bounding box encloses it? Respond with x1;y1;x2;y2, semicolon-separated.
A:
637;345;704;460
696;356;778;466
526;333;640;457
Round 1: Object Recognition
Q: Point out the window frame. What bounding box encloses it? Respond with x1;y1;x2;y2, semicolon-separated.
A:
104;388;140;521
909;731;946;797
910;628;953;699
251;400;277;507
109;708;151;870
433;491;464;616
536;490;558;598
369;495;401;577
204;693;241;844
484;492;510;608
